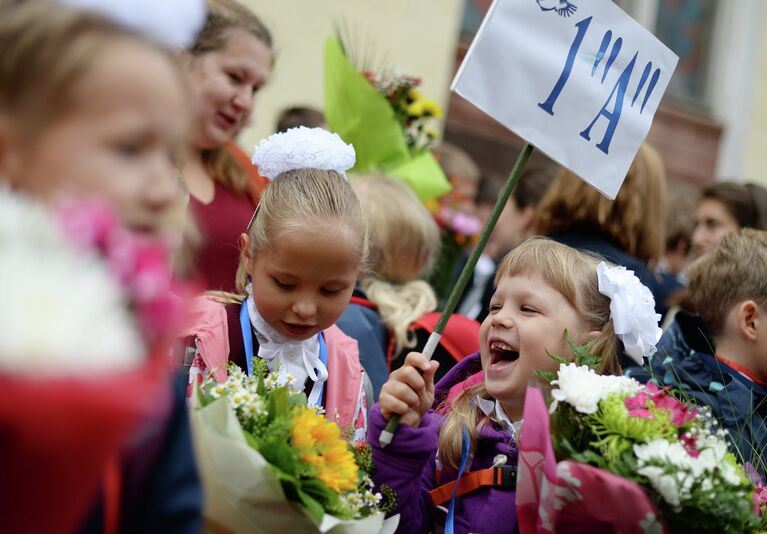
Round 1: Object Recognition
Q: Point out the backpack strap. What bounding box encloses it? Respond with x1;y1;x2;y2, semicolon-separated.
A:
429;464;518;507
349;295;378;310
348;296;399;369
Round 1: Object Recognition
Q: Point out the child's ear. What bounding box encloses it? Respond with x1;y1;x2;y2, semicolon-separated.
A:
737;300;760;342
584;330;602;344
239;232;253;268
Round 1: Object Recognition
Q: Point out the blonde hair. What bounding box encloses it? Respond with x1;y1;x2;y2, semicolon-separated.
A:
687;229;767;338
234;169;369;295
434;141;481;184
352;176;440;354
437;237;621;469
0;1;170;138
190;0;273;194
535;143;667;266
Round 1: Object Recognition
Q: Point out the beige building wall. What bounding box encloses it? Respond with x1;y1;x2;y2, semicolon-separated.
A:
743;7;767;187
237;0;465;153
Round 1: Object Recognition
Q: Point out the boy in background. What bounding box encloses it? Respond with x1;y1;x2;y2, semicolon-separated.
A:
640;229;767;471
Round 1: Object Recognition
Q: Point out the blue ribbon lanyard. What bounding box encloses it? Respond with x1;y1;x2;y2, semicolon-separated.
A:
240;301;254;376
314;333;328;407
445;426;471;534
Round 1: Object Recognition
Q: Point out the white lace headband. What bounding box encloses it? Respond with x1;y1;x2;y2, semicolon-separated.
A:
251;126;356;180
57;0;206;48
597;262;662;365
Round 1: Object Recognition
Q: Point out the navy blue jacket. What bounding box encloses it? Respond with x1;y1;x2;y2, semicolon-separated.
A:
337;290;390;401
80;373;203;533
625;312;767;472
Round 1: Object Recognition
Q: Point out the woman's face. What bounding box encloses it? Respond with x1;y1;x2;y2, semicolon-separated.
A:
691;198;740;258
186;29;271;150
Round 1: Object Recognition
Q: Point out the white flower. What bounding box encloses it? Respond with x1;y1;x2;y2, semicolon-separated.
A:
252;126;356;180
633;436;741;510
597;262;662;365
0;191;143;376
550;363;642;414
639;512;664;534
58;0;207;48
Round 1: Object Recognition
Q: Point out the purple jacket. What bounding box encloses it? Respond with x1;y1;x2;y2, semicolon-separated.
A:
368;353;519;534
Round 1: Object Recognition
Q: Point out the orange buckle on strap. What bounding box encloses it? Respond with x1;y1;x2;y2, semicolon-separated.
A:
429;464;517;507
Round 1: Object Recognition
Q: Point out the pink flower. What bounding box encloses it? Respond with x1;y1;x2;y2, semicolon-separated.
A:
451;212;481;236
55;198;119;253
627;408;655;419
625;392;649;411
438;206;481;236
54;197;184;346
643;382;699;427
624;392;656;419
680;433;700;458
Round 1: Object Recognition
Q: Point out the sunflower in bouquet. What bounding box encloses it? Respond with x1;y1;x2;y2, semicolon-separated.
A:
191;359;397;533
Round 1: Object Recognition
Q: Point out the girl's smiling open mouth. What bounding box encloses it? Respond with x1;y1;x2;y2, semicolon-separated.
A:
488;338;520;370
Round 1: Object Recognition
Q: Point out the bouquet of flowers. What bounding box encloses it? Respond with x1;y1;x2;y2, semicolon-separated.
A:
190;359;398;534
517;341;767;534
362;70;442;152
0;190;182;534
324;35;451;201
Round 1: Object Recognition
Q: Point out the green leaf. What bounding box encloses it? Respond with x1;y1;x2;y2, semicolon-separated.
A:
195;383;213;408
296;488;326;524
259;437;300;475
288;392;308;409
300;478;338;507
268;387;290;418
535;369;558;384
242;429;260;450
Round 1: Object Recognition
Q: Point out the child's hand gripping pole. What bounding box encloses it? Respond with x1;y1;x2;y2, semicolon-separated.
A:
379;143;535;447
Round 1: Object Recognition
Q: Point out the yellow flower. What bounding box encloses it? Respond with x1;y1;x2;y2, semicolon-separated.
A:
408;88;424;101
406;99;426;117
422;99;443;119
291;406;358;493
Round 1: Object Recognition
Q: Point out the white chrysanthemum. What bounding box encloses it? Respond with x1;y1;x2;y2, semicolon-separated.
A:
550;363;642;414
634;436;742;509
597;262;662;365
251;126;356;180
0;192;143;376
57;0;206;48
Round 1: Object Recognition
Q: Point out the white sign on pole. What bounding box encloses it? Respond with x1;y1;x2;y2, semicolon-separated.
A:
451;0;679;199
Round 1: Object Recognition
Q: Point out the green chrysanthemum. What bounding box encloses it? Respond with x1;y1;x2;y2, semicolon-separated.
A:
587;393;678;464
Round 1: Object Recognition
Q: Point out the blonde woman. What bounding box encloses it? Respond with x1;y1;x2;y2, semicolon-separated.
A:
337;176;480;399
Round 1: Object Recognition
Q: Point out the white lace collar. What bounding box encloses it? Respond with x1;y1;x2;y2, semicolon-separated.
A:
245;283;328;405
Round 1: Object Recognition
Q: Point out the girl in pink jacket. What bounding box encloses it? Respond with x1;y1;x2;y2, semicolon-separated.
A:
182;127;370;436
